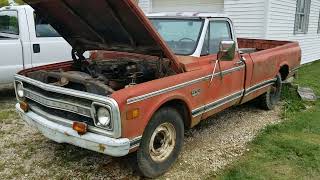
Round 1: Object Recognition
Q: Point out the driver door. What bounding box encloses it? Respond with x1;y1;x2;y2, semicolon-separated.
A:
201;19;245;119
30;13;72;67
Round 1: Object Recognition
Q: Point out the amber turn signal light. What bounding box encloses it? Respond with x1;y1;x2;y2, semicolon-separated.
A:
19;101;29;112
126;108;140;120
72;122;88;135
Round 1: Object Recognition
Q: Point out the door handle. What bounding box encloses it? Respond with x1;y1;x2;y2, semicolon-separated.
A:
234;60;244;66
33;44;41;53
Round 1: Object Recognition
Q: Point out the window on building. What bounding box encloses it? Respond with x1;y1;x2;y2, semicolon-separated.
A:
318;12;320;34
294;0;311;34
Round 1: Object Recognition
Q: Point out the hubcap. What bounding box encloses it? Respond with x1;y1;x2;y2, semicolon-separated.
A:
149;122;176;162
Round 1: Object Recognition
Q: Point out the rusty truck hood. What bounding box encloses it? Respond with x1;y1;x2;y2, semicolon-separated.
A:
24;0;182;72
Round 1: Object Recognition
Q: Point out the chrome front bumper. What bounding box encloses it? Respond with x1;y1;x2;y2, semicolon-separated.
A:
16;103;131;157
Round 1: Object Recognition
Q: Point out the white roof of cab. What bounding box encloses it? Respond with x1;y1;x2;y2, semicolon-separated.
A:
146;12;229;18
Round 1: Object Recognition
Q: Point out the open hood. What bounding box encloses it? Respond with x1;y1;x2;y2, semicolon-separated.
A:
24;0;182;72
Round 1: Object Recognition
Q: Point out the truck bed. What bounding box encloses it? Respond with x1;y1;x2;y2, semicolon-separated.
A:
238;38;292;54
237;38;301;92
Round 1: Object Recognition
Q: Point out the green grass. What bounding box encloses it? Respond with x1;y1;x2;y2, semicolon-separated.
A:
0;109;19;124
0;110;11;120
213;60;320;180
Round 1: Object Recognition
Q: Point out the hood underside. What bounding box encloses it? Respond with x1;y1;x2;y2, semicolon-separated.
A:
24;0;182;72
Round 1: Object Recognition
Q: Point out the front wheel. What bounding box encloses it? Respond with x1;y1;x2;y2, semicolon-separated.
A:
137;107;184;178
259;74;282;110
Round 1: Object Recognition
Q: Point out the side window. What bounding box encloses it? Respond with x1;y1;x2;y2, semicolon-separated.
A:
201;20;232;55
34;13;60;37
209;21;232;54
0;10;19;35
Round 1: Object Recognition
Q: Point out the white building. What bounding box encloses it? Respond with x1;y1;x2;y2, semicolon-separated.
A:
139;0;320;64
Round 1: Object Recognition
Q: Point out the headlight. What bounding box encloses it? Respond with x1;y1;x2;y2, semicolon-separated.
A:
96;107;111;127
16;82;24;98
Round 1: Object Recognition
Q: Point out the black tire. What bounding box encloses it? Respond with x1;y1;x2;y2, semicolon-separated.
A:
259;74;282;110
137;107;184;178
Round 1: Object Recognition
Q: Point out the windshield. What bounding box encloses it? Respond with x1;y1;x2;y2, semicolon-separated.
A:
0;10;19;35
150;19;204;55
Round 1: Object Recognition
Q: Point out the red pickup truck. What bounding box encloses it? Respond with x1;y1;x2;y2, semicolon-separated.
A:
15;0;301;178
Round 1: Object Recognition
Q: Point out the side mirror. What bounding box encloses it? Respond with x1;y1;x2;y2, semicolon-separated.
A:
218;40;236;61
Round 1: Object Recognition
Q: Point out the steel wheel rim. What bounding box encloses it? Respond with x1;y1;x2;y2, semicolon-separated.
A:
149;122;176;163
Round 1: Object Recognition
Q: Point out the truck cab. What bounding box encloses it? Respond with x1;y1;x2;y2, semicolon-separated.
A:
0;5;72;86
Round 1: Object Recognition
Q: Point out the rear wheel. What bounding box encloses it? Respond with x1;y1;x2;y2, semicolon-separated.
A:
137;107;184;178
259;74;282;110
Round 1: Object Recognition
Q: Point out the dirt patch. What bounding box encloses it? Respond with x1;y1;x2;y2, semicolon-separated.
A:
0;93;281;180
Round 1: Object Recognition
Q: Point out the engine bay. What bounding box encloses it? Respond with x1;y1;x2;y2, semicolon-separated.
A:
26;58;173;96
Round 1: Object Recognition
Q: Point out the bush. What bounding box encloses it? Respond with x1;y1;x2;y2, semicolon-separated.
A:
0;0;25;7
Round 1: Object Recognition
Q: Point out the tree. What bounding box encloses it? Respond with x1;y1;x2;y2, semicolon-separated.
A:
15;0;24;5
0;0;9;7
0;0;25;7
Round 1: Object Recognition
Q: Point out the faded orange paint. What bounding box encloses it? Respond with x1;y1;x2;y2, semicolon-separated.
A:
19;38;301;142
110;39;300;139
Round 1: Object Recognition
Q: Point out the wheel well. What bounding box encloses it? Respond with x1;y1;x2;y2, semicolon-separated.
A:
159;99;192;129
279;65;289;81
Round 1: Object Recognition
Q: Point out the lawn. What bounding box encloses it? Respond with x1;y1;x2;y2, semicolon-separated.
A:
213;60;320;180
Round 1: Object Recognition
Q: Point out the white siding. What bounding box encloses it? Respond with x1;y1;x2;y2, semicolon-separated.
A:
152;0;224;13
138;0;151;13
267;0;320;64
224;0;267;39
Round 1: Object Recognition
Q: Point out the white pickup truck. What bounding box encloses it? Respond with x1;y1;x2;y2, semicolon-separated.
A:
0;5;72;86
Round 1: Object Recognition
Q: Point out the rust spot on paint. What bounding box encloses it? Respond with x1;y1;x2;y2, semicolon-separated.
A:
99;144;106;152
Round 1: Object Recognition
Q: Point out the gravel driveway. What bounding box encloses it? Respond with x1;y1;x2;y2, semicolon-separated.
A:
0;89;281;180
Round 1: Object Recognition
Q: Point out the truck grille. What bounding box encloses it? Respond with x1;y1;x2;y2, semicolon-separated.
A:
23;82;95;126
28;100;94;126
15;74;122;138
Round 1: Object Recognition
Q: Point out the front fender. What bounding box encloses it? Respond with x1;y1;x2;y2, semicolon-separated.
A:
116;91;194;139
